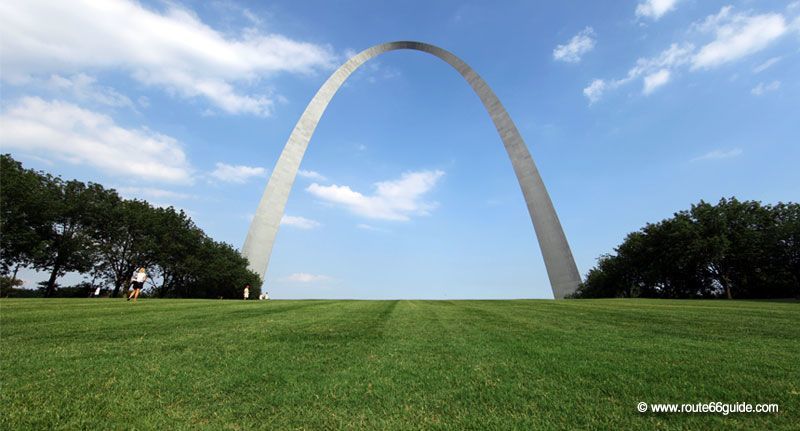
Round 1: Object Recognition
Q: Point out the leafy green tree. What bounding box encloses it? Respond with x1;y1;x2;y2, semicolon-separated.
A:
2;154;263;299
773;203;800;291
189;238;261;299
148;206;262;299
0;154;51;275
0;275;24;297
148;206;204;297
34;180;111;297
90;197;159;297
574;198;799;299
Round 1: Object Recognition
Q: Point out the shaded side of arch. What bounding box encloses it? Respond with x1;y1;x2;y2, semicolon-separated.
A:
242;41;581;299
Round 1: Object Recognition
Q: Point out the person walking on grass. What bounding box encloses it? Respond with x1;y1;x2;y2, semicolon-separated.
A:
243;283;250;300
128;267;147;303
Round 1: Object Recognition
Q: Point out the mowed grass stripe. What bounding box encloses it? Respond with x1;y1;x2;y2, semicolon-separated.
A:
1;299;798;430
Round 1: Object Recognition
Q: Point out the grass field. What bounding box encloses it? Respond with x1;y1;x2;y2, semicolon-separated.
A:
1;299;798;430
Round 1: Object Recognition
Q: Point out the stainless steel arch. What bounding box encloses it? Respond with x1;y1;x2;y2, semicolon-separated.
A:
243;41;581;299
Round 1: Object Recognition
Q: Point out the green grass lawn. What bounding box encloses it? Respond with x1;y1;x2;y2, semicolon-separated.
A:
1;298;798;430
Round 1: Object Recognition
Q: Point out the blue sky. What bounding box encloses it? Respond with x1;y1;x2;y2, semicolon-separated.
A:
1;0;798;298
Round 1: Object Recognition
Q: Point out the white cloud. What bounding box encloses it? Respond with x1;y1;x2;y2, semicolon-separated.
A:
553;27;596;63
585;6;792;103
583;79;607;104
753;56;782;73
636;0;680;20
585;43;692;102
210;163;266;183
691;148;743;162
115;187;195;200
751;80;781;95
0;0;336;116
242;8;263;26
280;215;321;229
692;7;787;70
281;273;331;283
629;43;695;77
45;74;133;108
297;169;327;181
0;97;192;183
643;69;671;94
356;223;389;232
306;170;445;221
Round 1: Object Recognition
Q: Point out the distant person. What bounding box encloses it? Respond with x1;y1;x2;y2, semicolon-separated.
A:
264;291;269;300
128;267;147;303
93;287;101;297
243;283;250;300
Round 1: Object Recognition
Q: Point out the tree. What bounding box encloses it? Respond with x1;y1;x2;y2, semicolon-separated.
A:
148;207;262;299
90;197;159;297
768;203;800;297
0;154;51;275
148;206;204;297
573;198;800;299
33;180;110;297
2;155;262;299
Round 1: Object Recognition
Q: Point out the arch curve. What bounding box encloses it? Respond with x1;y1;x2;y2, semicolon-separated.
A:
243;41;580;299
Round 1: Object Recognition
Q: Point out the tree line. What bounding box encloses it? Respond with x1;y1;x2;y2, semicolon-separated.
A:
572;197;799;299
0;154;261;298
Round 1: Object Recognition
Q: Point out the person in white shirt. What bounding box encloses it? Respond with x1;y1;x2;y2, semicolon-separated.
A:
93;287;101;297
127;267;147;303
243;283;250;300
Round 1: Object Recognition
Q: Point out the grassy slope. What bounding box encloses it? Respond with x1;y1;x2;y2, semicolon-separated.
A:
1;299;798;430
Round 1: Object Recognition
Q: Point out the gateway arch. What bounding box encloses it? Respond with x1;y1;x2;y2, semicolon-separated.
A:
243;41;581;299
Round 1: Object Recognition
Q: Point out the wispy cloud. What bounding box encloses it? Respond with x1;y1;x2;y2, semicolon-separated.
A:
298;169;327;181
115;187;196;201
553;27;596;63
45;74;134;108
0;0;336;116
306;170;445;221
210;163;266;183
691;148;743;162
643;69;671;95
584;43;693;101
691;6;788;70
751;81;781;96
0;97;192;183
583;79;607;104
281;215;321;229
753;56;782;74
636;0;680;21
281;273;331;283
585;6;791;103
356;223;389;233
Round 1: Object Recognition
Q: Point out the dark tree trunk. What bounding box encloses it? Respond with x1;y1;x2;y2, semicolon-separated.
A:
112;276;124;298
720;275;733;299
11;263;20;283
45;263;61;297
